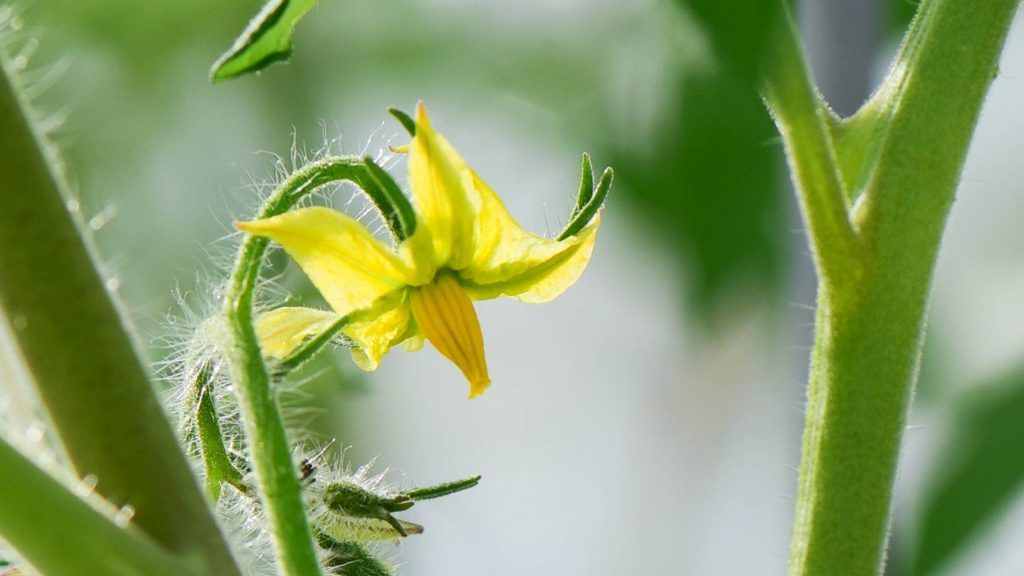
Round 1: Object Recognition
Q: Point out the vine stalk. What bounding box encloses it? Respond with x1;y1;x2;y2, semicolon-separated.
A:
222;157;400;576
0;50;240;576
763;1;1021;574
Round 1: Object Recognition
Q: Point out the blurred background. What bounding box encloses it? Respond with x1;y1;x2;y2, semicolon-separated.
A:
3;0;1024;574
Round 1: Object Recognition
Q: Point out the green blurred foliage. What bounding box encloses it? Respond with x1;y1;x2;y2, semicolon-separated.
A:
678;0;787;83
607;0;787;322
888;0;919;38
608;67;784;319
890;366;1024;576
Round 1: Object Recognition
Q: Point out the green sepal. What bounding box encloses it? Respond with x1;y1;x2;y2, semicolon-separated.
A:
388;107;417;136
570;154;594;221
361;157;417;241
270;312;352;379
405;475;481;501
210;0;319;82
320;473;480;539
315;533;394;576
188;361;248;500
558;164;613;240
319;513;423;542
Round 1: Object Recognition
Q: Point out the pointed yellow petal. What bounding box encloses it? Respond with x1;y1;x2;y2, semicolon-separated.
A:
343;300;416;371
255;307;340;358
237;207;413;316
409;272;491;398
404;105;603;303
407;102;476;269
459;170;602;303
401;330;425;352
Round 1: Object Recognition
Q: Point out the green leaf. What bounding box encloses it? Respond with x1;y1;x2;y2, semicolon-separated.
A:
674;0;787;84
909;366;1024;575
210;0;319;82
609;67;784;321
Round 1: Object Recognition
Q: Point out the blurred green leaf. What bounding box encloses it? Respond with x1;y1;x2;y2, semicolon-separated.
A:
888;0;918;39
211;0;319;82
675;0;787;84
609;67;784;320
910;365;1024;575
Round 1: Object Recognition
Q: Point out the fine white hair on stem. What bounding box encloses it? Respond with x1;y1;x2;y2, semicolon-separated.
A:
156;119;433;574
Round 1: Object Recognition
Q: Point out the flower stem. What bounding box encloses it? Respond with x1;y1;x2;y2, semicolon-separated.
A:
764;1;1021;574
223;157;398;576
0;53;240;575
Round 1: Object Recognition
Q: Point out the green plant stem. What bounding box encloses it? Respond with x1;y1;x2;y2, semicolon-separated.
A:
0;439;197;576
762;14;858;286
223;157;388;576
0;58;241;574
764;1;1020;575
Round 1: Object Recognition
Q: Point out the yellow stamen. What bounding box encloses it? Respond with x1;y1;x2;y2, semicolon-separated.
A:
410;272;491;398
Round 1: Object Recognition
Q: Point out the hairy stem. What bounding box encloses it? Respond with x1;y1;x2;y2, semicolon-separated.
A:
0;55;240;575
766;1;1021;574
223;157;391;576
762;11;859;286
0;439;195;576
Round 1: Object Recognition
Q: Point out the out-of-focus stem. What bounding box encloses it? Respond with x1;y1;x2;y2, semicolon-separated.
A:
0;53;240;575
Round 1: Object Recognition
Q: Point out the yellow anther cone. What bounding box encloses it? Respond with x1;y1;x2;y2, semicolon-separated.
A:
410;273;491;398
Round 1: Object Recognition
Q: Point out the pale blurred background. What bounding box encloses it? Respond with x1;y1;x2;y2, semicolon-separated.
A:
4;1;1024;575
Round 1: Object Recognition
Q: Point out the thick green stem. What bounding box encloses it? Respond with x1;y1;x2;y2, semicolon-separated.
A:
0;57;241;574
766;1;1021;575
0;439;195;576
223;157;384;576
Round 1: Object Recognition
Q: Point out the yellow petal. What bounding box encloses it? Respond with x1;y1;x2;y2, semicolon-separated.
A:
407;102;476;269
343;299;416;371
459;170;602;303
255;307;339;358
405;105;602;303
237;207;413;317
409;272;490;398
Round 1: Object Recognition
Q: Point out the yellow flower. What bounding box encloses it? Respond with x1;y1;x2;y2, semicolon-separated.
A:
238;103;608;398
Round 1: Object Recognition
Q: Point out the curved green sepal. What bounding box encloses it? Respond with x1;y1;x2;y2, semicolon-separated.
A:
269;313;352;379
210;0;319;82
319;473;480;540
558;165;612;240
387;107;417;137
316;534;393;576
571;153;595;221
405;475;481;501
362;157;417;241
181;360;248;501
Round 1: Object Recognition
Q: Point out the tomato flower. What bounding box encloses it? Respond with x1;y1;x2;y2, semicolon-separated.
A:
238;103;609;397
